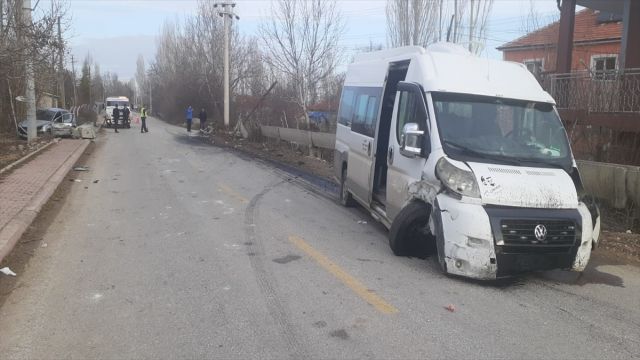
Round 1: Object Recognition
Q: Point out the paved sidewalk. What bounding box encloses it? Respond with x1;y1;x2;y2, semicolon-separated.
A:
0;139;90;263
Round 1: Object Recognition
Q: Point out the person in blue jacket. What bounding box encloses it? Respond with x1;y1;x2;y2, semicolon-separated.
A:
186;105;193;132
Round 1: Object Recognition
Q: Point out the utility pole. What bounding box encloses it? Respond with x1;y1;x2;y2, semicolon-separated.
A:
453;0;458;43
70;54;77;107
214;1;239;129
438;0;443;41
22;0;37;142
469;0;474;52
57;16;65;108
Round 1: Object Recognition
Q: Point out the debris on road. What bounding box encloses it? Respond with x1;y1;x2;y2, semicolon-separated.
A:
69;179;82;182
93;180;99;183
445;304;456;312
73;166;90;171
0;267;17;276
357;220;368;224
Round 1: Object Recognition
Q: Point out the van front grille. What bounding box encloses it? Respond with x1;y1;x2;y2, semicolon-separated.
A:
500;219;577;246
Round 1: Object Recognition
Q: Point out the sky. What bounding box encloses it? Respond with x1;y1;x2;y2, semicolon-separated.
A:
51;0;567;80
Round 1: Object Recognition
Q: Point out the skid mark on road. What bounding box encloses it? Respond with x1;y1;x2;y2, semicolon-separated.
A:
288;235;399;315
218;183;249;203
244;180;307;359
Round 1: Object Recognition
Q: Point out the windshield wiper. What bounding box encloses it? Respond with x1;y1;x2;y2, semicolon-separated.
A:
442;140;520;165
509;157;567;169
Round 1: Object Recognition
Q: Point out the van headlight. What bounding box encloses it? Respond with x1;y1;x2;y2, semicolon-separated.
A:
436;157;480;198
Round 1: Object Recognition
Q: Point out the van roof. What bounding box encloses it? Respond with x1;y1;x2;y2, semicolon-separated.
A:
345;42;554;104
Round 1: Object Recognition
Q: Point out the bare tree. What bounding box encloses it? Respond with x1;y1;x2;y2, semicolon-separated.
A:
385;0;493;54
259;0;345;128
0;0;69;133
135;54;146;105
386;0;439;47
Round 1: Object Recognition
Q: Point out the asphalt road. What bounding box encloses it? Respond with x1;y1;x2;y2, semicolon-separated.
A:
1;117;639;359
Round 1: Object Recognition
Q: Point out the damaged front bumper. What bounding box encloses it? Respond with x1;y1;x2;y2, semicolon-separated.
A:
432;194;599;280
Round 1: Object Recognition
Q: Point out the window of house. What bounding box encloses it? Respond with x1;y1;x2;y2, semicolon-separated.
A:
591;55;617;79
523;59;543;78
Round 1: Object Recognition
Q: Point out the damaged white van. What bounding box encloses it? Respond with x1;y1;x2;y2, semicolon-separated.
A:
334;43;600;279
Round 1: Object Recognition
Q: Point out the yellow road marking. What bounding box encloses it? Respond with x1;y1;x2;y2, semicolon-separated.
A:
288;235;398;315
218;183;249;203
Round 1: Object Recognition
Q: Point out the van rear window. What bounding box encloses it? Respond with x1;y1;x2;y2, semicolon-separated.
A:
338;88;356;126
338;86;382;138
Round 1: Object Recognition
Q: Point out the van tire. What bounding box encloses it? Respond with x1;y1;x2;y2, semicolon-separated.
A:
340;168;356;207
389;201;432;257
432;200;448;274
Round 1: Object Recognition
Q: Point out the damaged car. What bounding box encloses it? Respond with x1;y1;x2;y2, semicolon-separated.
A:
17;108;75;139
334;43;600;280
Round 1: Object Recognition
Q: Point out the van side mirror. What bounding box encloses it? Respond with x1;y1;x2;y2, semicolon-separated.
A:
400;123;424;158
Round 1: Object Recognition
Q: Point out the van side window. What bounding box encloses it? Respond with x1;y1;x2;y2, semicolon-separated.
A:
351;87;381;138
396;90;428;145
338;87;356;126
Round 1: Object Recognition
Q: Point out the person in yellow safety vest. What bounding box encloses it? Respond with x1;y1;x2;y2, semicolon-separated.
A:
140;105;149;133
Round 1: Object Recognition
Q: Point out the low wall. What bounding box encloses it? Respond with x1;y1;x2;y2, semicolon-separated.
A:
259;125;638;209
577;160;640;209
260;125;336;149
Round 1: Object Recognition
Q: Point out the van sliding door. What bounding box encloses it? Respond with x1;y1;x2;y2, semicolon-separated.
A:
346;87;382;204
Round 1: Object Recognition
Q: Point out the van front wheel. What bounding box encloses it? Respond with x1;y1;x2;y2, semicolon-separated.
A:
340;168;356;207
389;201;433;257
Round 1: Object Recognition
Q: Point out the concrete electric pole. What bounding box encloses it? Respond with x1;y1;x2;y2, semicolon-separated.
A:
22;0;37;142
214;1;239;129
57;16;65;108
70;54;78;107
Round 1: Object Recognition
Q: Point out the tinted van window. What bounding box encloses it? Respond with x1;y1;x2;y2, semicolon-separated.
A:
338;87;356;126
351;87;381;138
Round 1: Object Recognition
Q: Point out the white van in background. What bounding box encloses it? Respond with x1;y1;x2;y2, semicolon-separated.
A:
104;96;130;128
334;43;600;280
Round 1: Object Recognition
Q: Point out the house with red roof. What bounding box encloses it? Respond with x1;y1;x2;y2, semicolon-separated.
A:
498;9;623;78
497;1;639;164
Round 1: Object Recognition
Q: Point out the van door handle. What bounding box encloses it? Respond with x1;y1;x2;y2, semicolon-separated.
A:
388;147;393;165
367;142;371;156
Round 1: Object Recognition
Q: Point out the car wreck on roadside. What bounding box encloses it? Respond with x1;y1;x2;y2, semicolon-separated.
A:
17;108;76;139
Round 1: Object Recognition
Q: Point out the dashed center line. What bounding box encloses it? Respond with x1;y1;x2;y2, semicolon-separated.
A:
288;235;399;315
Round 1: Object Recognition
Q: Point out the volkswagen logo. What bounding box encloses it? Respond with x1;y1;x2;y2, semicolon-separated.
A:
534;224;547;241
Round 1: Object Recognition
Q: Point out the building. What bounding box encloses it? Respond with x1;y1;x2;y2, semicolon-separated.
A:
498;0;640;165
497;9;623;78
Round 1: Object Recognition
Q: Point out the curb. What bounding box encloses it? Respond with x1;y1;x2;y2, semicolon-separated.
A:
0;140;56;176
0;139;91;264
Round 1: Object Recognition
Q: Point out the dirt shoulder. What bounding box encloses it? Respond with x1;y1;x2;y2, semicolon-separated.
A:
211;132;336;183
598;231;640;265
0;135;53;170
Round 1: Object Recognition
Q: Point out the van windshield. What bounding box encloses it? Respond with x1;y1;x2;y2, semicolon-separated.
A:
106;101;129;107
432;92;572;170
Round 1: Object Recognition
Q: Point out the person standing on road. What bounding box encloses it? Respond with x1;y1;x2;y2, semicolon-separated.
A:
140;105;149;133
186;105;193;133
112;104;120;133
123;106;130;128
199;108;207;131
